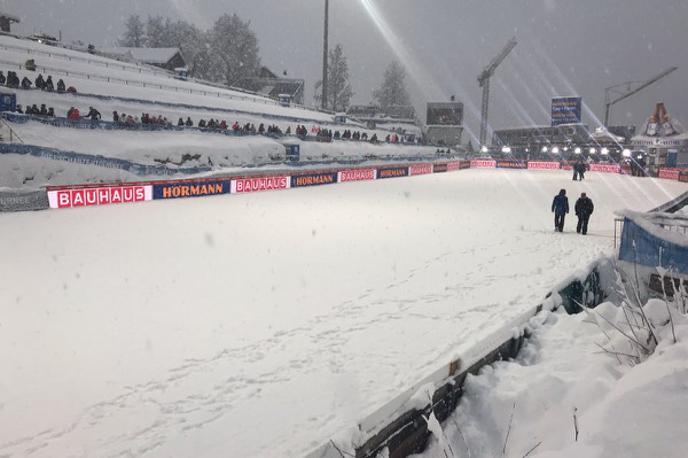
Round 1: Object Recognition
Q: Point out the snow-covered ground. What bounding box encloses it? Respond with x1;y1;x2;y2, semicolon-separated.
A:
0;169;685;457
416;297;688;458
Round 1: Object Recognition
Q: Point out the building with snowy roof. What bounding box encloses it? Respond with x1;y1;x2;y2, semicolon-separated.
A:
0;11;20;33
98;47;186;72
232;67;304;105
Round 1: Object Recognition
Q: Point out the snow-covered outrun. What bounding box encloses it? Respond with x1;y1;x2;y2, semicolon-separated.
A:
1;169;685;457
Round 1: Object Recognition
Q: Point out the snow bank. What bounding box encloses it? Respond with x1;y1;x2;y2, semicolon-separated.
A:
416;295;688;458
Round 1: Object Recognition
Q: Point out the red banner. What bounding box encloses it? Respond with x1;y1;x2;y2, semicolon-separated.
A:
47;185;152;209
528;161;561;170
470;159;496;169
589;163;621;173
658;168;682;181
409;163;433;176
338;168;377;182
231;176;290;193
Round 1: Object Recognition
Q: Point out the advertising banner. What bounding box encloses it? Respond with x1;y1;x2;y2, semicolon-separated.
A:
658;168;682;181
153;179;231;199
409;163;433;176
496;160;527;169
446;161;462;171
377;167;409;179
231;176;291;193
589;163;621;173
470;159;496;169
433;163;448;173
338;168;377;182
47;185;152;209
291;172;338;187
551;97;582;126
0;190;49;212
527;161;561;170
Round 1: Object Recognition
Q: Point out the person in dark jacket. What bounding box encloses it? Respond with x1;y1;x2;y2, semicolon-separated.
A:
0;71;5;85
7;72;19;88
576;161;586;181
21;77;32;89
86;106;101;121
39;104;48;116
35;73;45;89
185;117;193;127
44;76;54;92
575;193;594;235
57;79;66;93
551;189;569;232
47;107;55;117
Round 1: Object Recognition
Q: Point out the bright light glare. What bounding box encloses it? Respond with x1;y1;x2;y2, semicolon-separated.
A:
574;147;582;154
552;146;560;154
501;146;512;153
481;145;489;153
622;149;632;157
542;146;548;153
601;147;609;155
589;147;596;154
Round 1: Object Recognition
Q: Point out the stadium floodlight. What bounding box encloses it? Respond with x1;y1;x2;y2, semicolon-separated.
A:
589;147;596;154
574;147;582;154
601;147;609;155
563;147;569;152
622;149;632;157
481;145;489;153
637;154;643;160
552;146;560;154
542;146;549;153
525;148;530;153
501;146;512;153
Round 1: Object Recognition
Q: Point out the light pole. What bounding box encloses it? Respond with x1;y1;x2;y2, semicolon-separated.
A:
321;0;329;110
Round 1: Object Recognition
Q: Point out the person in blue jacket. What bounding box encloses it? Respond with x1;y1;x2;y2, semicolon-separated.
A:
551;189;569;232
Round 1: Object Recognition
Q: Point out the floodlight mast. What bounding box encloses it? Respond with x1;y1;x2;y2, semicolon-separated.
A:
478;37;517;146
603;66;678;126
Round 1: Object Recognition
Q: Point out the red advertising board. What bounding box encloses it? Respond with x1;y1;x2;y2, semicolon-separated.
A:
658;168;682;181
589;163;621;173
409;163;433;176
47;185;152;209
470;159;496;169
338;168;377;182
446;161;462;171
527;161;561;170
231;176;290;193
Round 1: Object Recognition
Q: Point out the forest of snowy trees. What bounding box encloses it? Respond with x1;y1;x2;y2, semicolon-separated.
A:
119;13;412;113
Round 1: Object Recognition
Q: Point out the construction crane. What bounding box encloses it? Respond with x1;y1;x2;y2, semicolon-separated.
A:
603;66;678;126
478;37;517;147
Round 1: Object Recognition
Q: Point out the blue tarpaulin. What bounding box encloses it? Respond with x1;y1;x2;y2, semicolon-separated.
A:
619;217;688;274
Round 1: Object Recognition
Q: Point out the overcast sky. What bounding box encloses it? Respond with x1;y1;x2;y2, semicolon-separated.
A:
4;0;688;143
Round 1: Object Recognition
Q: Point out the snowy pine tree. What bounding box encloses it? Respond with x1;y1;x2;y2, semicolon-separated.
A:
314;44;354;112
373;61;411;110
207;14;261;86
119;15;145;47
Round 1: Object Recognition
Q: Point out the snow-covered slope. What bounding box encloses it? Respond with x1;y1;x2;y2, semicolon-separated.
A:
417;300;688;458
1;169;685;457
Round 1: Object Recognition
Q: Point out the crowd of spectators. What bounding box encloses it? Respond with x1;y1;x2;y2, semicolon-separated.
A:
0;71;75;94
13;103;56;117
